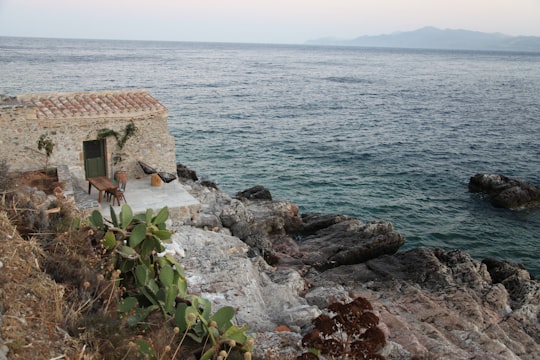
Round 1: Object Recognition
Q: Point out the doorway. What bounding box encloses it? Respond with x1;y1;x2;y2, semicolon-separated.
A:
83;140;106;179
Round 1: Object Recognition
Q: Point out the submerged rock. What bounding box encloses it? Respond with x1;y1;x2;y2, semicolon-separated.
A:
469;173;540;210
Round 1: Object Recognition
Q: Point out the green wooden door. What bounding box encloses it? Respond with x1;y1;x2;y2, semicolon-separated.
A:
83;140;106;178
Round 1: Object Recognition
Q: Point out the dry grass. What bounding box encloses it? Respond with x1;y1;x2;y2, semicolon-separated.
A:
0;210;82;358
0;172;204;359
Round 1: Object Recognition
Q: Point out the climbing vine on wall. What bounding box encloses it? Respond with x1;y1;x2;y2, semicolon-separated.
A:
96;121;139;166
96;121;138;150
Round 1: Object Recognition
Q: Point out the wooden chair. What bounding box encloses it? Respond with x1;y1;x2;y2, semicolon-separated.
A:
106;178;127;205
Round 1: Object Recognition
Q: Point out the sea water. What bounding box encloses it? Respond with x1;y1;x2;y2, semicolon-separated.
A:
1;37;539;277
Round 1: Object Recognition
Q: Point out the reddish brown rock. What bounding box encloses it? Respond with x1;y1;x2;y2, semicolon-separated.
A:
308;248;539;359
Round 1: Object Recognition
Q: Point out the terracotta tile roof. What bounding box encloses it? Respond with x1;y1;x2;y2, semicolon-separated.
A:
16;90;167;119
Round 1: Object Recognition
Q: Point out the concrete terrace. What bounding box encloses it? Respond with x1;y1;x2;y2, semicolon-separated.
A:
73;174;201;223
105;177;200;220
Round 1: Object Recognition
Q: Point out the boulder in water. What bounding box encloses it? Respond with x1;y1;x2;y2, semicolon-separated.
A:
469;173;540;210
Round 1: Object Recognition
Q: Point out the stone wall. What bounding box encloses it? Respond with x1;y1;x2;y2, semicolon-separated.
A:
0;105;42;170
0;97;176;183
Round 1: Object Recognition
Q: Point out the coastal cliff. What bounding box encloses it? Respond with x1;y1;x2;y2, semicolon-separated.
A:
177;170;539;359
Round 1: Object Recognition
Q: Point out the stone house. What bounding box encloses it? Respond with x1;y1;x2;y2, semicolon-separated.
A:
0;90;177;184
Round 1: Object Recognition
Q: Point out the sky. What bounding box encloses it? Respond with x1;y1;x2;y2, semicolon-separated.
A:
0;0;539;44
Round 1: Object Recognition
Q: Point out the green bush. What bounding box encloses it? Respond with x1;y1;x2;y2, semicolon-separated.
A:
37;133;55;173
88;204;254;359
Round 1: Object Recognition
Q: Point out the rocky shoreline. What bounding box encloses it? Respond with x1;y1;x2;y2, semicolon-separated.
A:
173;167;539;359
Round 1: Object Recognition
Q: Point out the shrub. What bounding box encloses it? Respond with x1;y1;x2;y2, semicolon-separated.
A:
37;133;55;173
298;297;386;360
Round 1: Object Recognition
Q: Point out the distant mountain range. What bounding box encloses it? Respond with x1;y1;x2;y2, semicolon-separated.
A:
306;27;540;52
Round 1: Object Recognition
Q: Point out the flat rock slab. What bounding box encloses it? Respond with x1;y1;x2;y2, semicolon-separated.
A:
296;218;405;270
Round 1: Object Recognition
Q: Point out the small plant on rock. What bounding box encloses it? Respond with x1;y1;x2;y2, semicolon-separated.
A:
37;133;55;173
297;297;386;360
173;295;254;359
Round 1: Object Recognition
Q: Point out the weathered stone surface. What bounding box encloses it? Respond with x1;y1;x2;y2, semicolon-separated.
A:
242;199;299;236
199;180;219;190
188;180;404;273
170;226;320;333
298;213;353;235
176;163;198;181
186;182;236;230
296;218;405;270
309;248;539;359
191;213;222;231
251;332;304;360
469;173;540;209
483;257;540;311
235;185;273;201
